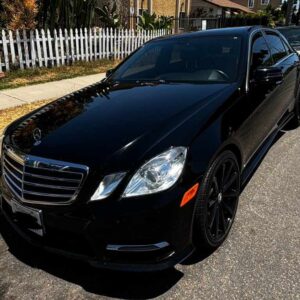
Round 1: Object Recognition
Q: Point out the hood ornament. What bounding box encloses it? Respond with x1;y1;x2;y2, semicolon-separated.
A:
33;128;42;146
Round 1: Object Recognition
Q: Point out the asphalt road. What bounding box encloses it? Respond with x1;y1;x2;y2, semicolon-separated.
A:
0;128;299;300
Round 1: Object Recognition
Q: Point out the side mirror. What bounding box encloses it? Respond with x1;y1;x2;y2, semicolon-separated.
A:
253;67;283;86
106;68;114;78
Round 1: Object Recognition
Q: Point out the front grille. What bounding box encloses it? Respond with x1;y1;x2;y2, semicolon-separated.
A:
1;144;89;205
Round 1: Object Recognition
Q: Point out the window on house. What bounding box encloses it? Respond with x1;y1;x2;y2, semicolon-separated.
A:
248;0;254;8
261;0;269;5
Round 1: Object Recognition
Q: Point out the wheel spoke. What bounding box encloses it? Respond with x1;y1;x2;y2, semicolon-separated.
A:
223;163;233;186
208;198;217;208
222;201;234;216
213;176;219;194
215;207;220;238
223;189;239;198
223;172;238;192
220;163;226;185
220;207;227;231
209;203;218;229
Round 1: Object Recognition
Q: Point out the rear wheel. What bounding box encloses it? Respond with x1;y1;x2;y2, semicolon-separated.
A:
193;151;240;250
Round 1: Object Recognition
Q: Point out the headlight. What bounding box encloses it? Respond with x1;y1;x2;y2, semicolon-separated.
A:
90;172;126;201
123;147;187;198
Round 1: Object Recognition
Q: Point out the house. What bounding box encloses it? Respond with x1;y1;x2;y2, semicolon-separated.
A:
190;0;253;18
130;0;251;30
230;0;282;12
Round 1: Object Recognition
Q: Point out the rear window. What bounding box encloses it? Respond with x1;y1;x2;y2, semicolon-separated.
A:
111;35;242;84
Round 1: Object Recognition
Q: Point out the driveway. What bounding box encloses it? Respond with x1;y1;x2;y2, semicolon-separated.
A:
0;128;299;300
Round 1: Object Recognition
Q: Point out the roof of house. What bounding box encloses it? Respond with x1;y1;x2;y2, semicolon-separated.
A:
204;0;253;13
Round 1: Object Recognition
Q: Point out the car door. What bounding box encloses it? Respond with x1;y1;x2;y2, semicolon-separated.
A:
263;30;299;118
235;30;297;164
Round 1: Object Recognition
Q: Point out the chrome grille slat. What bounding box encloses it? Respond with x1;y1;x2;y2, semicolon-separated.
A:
4;157;23;175
3;165;23;183
23;180;78;190
23;190;75;198
2;145;89;205
24;172;81;183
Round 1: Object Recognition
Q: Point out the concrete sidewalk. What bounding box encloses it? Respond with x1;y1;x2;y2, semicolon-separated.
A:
0;73;106;110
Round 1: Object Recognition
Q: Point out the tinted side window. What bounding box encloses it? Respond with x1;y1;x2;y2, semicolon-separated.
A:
251;32;272;75
264;32;287;63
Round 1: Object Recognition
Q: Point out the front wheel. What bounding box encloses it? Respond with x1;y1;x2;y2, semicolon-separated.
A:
193;151;240;250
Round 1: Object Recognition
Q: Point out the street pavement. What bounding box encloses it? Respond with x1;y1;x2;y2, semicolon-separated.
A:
0;73;106;110
0;127;299;300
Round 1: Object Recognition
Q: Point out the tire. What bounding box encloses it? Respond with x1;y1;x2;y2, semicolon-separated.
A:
193;150;241;251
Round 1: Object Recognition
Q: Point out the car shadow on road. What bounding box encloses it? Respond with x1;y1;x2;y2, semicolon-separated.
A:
0;215;185;299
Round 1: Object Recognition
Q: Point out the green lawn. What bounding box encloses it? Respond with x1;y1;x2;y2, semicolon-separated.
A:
0;59;119;91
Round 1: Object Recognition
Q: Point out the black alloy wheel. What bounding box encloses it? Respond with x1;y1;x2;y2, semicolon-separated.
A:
193;151;240;250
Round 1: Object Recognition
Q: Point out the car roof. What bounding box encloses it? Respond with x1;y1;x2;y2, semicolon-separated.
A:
154;26;263;42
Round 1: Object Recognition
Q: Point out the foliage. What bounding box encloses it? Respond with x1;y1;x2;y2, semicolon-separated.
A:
38;0;98;30
0;0;38;30
138;11;173;30
95;1;121;28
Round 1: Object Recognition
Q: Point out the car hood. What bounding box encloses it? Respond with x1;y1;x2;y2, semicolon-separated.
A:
7;81;234;170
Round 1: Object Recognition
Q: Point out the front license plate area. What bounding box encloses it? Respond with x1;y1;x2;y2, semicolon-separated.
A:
10;200;45;237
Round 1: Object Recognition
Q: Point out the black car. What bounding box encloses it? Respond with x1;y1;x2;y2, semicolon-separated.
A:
0;26;299;271
277;26;300;54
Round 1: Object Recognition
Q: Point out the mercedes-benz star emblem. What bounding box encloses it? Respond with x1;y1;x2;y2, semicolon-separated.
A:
33;128;42;146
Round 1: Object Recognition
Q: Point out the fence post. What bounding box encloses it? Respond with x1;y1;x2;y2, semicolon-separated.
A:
2;30;9;71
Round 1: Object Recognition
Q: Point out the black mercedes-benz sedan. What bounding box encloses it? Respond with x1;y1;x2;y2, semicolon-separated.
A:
0;26;299;271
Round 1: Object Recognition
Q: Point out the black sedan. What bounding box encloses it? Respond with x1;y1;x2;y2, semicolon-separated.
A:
0;26;299;271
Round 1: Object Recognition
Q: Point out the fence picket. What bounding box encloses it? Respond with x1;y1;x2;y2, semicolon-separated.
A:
89;28;93;60
65;29;70;64
75;28;79;61
47;29;54;67
23;30;30;68
84;28;89;61
41;29;48;67
2;30;9;71
94;27;97;60
30;30;36;68
70;28;75;62
80;28;84;61
99;28;102;59
35;29;43;67
16;30;24;70
59;29;65;65
54;29;60;66
8;30;16;66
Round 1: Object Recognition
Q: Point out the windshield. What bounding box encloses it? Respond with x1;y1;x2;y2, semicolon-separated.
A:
111;35;242;84
278;28;300;47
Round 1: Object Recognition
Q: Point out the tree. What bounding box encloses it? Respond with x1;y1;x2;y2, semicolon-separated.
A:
285;0;294;25
1;0;38;30
95;1;121;28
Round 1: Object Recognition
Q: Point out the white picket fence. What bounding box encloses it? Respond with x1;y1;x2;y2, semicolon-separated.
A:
0;28;170;72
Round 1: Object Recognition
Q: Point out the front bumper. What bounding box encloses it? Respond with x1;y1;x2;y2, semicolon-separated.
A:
0;179;196;272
